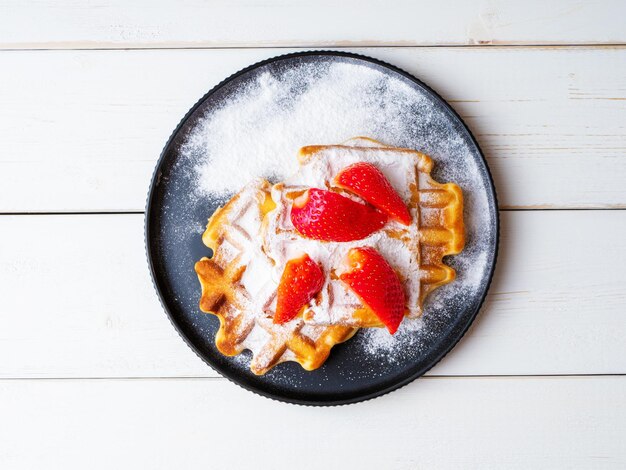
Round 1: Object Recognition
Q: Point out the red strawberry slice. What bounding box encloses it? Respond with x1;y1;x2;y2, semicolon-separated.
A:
335;162;412;225
290;188;387;242
274;254;324;324
339;246;405;334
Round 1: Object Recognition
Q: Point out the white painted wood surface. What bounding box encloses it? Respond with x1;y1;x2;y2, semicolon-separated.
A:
1;210;625;379
2;1;625;468
1;46;625;212
1;377;624;469
2;0;626;49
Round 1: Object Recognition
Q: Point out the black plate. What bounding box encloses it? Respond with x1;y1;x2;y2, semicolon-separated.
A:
145;51;498;405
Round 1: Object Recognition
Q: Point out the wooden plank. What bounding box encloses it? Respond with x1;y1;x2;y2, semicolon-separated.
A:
1;0;625;49
0;210;624;379
0;376;624;468
0;47;625;212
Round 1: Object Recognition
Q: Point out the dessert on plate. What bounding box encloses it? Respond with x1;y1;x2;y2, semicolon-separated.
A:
195;137;464;375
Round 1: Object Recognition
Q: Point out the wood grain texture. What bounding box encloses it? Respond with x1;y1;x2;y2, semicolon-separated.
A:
1;0;625;49
2;4;623;468
1;210;624;379
0;46;625;212
0;376;624;469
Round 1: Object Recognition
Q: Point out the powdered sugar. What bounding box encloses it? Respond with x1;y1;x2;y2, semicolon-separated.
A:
176;56;496;372
187;61;432;197
262;142;423;325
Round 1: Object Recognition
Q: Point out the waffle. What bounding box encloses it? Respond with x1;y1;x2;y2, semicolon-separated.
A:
194;179;357;375
261;137;464;328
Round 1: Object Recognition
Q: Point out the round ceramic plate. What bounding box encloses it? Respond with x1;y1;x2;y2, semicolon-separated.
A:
145;51;498;405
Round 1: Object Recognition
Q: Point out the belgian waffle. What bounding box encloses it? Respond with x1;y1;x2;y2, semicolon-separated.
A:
261;137;464;328
194;179;356;375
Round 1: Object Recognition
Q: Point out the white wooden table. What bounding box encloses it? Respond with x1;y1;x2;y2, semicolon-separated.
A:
1;2;625;468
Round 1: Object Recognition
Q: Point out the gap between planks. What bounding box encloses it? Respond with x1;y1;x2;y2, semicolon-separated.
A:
2;207;626;216
1;374;625;382
1;43;626;52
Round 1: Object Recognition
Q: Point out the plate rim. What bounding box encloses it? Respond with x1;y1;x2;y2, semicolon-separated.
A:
145;50;500;406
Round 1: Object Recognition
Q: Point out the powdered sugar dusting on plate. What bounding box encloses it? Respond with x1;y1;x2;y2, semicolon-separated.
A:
185;61;468;196
170;56;496;376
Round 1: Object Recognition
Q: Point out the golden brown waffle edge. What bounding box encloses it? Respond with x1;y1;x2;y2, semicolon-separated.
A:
194;138;464;373
194;179;357;375
296;137;465;327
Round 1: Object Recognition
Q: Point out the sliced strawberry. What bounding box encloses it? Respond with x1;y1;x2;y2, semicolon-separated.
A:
290;188;387;242
339;246;405;334
274;254;324;324
335;162;411;225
